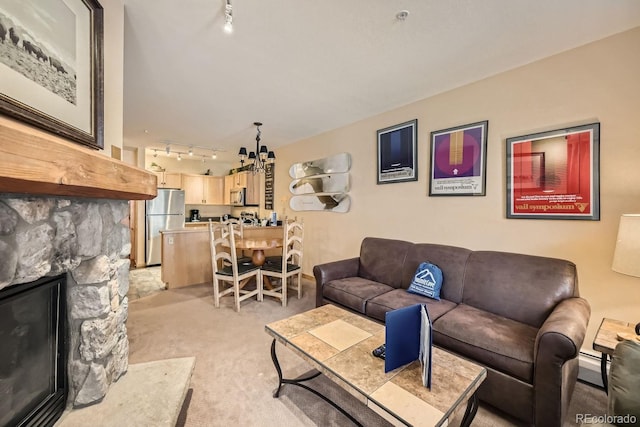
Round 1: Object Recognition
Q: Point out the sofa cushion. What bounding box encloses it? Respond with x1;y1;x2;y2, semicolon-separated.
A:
323;277;394;314
402;243;471;303
365;289;457;323
406;262;444;300
433;304;537;383
462;251;578;327
359;237;413;289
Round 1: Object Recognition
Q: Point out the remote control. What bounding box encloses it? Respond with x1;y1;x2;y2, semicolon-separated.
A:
372;344;386;360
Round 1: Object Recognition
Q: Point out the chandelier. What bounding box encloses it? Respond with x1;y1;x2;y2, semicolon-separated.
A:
238;122;275;174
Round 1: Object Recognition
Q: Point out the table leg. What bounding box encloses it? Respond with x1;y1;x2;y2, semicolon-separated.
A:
270;339;363;426
600;353;609;394
460;393;479;427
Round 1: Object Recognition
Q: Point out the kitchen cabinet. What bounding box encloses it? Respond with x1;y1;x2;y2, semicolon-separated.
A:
153;171;182;189
230;171;260;206
243;172;260;206
182;174;224;205
223;174;235;205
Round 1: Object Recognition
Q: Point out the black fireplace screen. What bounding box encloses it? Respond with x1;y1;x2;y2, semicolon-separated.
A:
0;275;67;427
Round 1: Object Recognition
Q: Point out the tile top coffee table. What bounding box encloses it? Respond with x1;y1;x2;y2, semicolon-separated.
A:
265;304;486;427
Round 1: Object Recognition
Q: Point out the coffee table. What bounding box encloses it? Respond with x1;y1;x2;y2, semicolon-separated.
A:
265;304;486;426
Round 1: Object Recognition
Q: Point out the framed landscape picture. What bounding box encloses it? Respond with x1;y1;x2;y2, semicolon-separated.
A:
429;121;488;196
0;0;104;149
506;122;600;220
377;119;417;184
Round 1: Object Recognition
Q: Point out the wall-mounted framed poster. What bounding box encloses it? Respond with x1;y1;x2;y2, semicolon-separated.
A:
506;122;600;220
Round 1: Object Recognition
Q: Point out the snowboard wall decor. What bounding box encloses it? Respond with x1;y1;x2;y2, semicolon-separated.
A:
288;153;352;212
289;152;352;179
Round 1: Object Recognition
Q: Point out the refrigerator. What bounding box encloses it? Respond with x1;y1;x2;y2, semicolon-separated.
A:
145;189;185;266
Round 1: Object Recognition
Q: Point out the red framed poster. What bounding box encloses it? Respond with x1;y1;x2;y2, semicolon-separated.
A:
506;123;600;220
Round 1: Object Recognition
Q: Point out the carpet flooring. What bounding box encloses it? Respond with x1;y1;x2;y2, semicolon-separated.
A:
126;278;607;426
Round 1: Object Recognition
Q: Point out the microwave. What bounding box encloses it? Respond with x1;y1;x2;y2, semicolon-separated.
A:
230;188;245;206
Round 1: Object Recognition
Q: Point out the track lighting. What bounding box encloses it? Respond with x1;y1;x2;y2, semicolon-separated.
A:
224;0;233;34
153;149;158;157
188;146;193;156
165;144;170;155
212;152;217;159
177;153;182;161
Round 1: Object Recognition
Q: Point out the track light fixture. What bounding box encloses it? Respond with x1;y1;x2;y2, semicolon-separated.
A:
224;0;233;34
238;122;275;174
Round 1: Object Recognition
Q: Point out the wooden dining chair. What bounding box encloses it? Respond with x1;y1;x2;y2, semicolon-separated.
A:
208;221;262;312
221;218;251;265
261;218;303;307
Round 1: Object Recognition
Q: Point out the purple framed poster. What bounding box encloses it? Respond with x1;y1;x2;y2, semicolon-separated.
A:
429;121;488;196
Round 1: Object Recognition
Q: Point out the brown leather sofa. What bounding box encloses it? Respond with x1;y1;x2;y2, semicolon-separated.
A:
313;237;590;427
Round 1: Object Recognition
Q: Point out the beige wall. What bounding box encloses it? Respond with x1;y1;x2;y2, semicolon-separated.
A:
274;27;640;352
101;0;124;156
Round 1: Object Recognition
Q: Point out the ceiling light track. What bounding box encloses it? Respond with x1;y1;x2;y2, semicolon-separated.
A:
156;142;224;160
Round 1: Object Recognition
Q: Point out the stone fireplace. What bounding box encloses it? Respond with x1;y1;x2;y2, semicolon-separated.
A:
0;195;131;412
0;116;156;424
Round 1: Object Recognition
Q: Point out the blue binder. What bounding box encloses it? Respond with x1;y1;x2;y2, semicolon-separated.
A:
384;304;432;388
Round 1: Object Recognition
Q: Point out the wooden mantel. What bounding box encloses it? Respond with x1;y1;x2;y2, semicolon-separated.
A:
0;116;156;200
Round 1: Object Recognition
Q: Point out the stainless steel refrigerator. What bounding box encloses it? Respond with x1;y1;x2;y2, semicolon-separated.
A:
145;189;185;266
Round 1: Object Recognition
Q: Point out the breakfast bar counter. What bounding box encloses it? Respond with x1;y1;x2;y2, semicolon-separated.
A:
160;225;282;289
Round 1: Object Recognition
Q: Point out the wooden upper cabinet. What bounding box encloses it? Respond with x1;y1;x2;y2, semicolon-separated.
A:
182;174;205;204
236;171;248;188
223;174;235;205
204;176;224;205
153;171;182;189
182;174;224;205
244;173;260;206
164;173;182;189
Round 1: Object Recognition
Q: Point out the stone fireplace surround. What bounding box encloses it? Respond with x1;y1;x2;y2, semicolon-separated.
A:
0;195;131;407
0;117;157;416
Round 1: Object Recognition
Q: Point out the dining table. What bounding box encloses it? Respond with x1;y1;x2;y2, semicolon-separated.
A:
232;237;283;290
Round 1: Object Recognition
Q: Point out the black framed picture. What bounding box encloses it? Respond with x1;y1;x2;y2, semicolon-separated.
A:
377;119;417;184
429;121;488;196
0;0;104;149
506;122;600;220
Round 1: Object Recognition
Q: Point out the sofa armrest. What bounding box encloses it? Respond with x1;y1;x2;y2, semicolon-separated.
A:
534;297;590;426
313;257;360;307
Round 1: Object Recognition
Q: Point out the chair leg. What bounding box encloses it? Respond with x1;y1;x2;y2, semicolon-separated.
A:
282;276;287;307
258;272;263;302
233;279;241;312
213;277;220;308
296;272;302;299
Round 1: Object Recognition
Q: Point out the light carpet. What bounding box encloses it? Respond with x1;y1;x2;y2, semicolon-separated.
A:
127;279;607;426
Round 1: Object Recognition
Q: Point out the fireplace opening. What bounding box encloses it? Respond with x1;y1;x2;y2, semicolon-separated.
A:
0;274;67;427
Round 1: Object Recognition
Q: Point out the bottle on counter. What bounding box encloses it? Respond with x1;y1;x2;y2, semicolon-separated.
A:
270;211;277;226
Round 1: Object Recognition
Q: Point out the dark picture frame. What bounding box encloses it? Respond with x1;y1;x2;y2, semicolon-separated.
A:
429;120;488;196
377;119;417;184
506;122;600;220
0;0;104;150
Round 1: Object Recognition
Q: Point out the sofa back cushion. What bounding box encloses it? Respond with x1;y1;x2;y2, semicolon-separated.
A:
402;244;471;303
462;251;578;327
359;237;413;288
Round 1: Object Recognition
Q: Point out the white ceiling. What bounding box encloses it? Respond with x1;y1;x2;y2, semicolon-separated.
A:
122;0;640;163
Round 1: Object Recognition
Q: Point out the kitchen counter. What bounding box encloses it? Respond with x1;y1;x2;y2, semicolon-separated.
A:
160;225;283;289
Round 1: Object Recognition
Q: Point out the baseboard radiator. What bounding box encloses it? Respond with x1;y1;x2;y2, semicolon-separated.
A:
578;350;605;388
